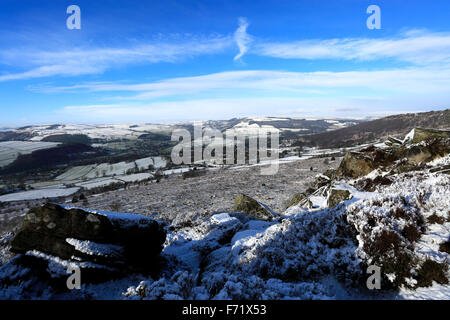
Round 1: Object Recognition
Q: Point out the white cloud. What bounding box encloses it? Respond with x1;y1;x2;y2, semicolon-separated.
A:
233;17;252;61
40;66;450;99
0;64;103;82
0;37;233;82
2;28;450;82
256;30;450;65
54;66;450;123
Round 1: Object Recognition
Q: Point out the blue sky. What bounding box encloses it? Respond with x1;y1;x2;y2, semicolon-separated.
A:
1;0;450;126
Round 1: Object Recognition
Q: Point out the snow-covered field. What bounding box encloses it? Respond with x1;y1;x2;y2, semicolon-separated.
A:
73;173;153;190
0;156;167;201
0;141;60;167
55;156;166;182
0;187;79;202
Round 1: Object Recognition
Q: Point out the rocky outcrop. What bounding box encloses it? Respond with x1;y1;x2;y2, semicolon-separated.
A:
385;136;403;146
404;128;450;144
311;174;331;190
295;128;449;211
337;128;450;178
404;138;449;165
336;152;377;178
8;203;166;283
327;189;353;208
233;194;274;221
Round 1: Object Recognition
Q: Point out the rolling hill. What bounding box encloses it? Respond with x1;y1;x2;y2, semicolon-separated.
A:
292;109;450;148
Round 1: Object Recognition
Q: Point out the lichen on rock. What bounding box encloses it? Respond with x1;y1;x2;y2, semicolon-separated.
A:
233;194;274;221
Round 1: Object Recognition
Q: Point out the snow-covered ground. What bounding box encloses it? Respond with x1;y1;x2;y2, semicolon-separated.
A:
77;157;338;225
99;154;449;300
0;146;448;300
0;141;60;167
0;187;79;202
55;156;166;182
73;173;154;190
77;153;450;299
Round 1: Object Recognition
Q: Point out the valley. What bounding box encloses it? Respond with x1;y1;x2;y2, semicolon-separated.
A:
0;111;449;300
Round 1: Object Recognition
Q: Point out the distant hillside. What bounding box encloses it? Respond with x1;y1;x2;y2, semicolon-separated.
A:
293;109;450;148
0;131;32;141
0;143;106;175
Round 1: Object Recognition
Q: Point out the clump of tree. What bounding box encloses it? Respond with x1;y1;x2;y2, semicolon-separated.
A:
71;193;86;203
42;134;91;145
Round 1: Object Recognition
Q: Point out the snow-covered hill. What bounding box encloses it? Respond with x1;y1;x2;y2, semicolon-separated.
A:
1;117;360;143
0;128;448;300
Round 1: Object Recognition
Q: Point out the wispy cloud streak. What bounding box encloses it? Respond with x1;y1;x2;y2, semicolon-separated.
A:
0;37;233;81
37;67;450;98
233;17;252;61
256;30;450;65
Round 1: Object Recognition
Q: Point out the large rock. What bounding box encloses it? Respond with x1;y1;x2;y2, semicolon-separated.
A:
337;152;377;178
9;203;166;283
338;129;450;178
404;128;450;144
405;138;449;165
233;194;274;221
327;189;353;208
